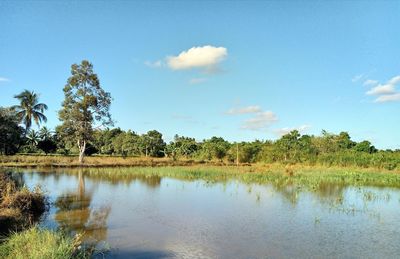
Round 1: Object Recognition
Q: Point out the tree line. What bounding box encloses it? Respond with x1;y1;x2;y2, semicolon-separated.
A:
1;60;399;169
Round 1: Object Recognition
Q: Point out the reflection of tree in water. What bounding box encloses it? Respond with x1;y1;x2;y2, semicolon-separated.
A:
134;174;161;188
271;180;346;206
42;167;163;188
272;179;300;205
54;170;110;244
90;171;162;188
314;182;345;203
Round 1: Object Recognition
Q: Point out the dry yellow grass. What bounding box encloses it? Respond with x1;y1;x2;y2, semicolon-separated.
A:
0;174;47;234
0;155;229;168
1;155;400;176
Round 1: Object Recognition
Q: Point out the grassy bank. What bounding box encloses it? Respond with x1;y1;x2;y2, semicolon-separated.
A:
0;227;89;259
2;154;400;173
0;173;92;258
0;173;46;234
0;155;226;168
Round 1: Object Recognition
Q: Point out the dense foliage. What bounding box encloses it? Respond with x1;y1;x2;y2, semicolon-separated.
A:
0;108;24;155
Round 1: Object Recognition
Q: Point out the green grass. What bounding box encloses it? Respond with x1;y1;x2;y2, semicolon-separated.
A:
0;227;89;259
25;165;400;190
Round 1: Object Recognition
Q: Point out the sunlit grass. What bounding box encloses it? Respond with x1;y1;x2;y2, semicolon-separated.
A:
2;154;400;174
0;155;214;167
0;227;89;259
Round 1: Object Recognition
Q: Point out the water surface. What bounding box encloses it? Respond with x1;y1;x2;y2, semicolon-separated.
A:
11;169;400;258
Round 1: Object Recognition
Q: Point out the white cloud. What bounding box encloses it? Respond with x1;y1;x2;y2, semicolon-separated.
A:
226;105;262;115
0;77;10;82
374;93;400;103
167;45;227;71
363;79;378;86
274;124;311;136
352;74;364;83
144;60;163;68
226;105;278;130
241;111;278;130
366;84;396;95
365;75;400;102
388;75;400;85
189;77;207;85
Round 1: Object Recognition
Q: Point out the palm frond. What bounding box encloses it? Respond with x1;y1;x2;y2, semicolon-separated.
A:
34;112;48;124
34;103;48;112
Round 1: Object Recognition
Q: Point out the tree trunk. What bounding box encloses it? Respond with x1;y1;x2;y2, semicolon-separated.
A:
78;140;86;164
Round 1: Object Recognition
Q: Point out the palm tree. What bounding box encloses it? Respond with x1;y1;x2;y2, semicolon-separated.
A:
26;129;40;147
39;126;53;140
13;90;48;132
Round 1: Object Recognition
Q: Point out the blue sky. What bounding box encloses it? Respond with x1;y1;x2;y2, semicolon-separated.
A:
0;1;399;149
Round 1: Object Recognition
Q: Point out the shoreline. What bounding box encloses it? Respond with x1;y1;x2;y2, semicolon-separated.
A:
1;155;400;175
0;155;234;168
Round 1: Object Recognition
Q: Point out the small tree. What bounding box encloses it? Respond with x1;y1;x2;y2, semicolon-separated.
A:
58;60;113;163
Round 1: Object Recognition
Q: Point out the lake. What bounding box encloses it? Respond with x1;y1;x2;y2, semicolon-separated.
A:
8;168;400;258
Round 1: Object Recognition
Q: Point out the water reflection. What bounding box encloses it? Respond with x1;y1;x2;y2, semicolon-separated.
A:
316;182;345;198
54;170;110;244
40;168;163;188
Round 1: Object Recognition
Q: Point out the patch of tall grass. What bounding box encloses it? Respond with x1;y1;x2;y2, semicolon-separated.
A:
0;227;89;259
0;173;47;234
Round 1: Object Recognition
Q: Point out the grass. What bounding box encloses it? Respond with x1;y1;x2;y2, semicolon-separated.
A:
0;175;93;259
0;155;223;168
0;173;47;234
2;154;400;174
0;226;89;259
20;164;400;190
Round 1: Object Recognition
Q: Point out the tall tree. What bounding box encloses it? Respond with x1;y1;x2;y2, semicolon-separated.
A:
58;60;113;163
12;90;48;132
